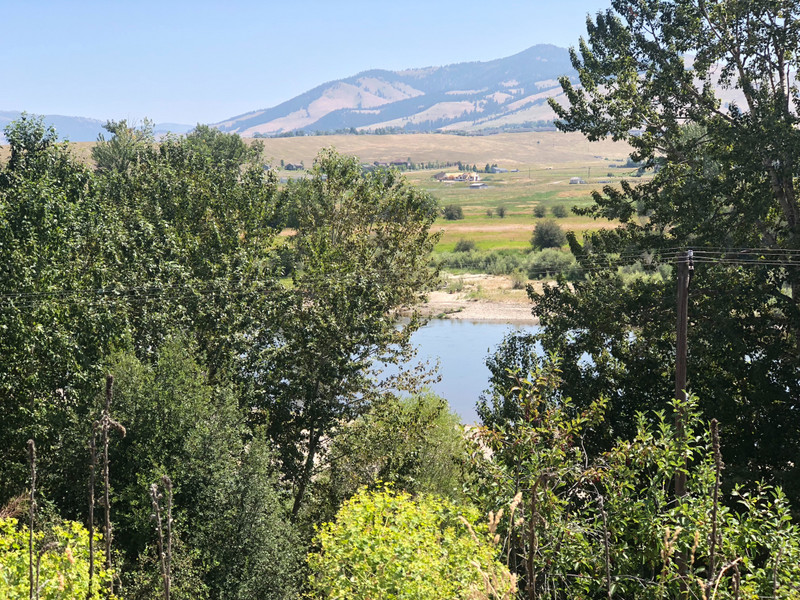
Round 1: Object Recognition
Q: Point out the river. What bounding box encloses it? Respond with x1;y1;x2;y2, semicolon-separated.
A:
390;319;541;424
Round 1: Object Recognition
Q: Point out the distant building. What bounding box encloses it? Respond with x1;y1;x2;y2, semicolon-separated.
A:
439;172;482;182
491;167;508;173
569;177;586;184
469;182;488;189
433;171;447;181
285;163;304;171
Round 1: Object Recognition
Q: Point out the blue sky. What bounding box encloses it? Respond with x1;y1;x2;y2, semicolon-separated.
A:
2;0;611;125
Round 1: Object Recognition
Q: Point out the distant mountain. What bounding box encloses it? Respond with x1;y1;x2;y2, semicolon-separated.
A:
0;111;193;143
215;44;577;137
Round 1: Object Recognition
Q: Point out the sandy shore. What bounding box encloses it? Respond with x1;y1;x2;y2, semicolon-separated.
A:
411;274;539;325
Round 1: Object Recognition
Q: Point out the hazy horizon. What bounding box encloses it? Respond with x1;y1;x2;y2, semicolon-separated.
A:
3;0;611;125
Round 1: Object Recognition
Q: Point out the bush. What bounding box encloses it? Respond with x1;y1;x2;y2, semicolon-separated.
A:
528;248;578;279
510;270;527;289
454;238;477;252
0;518;111;600
551;204;568;218
495;206;506;218
309;488;516;600
533;205;546;218
443;204;464;220
531;220;567;249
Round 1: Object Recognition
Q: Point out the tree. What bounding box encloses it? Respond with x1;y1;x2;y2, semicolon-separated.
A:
454;238;477;252
308;488;516;600
443;203;464;220
108;339;302;600
0;116;283;512
248;149;440;517
531;220;566;249
311;394;468;523
533;205;546;218
531;0;800;498
550;204;567;218
91;119;153;173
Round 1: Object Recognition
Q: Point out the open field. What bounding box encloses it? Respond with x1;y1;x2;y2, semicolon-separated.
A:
255;131;638;253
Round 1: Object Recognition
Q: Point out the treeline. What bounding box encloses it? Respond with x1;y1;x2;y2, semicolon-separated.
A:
0;115;443;598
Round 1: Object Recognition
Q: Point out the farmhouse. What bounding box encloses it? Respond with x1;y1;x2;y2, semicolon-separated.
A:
285;163;304;171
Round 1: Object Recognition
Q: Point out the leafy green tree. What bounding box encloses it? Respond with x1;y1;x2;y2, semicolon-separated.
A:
249;149;440;517
533;205;546;218
531;220;566;249
308;487;516;600
108;338;302;600
183;124;264;167
312;394;468;523
443;203;464;220
550;204;567;218
91;119;153;173
0;115;109;503
533;0;800;498
454;238;477;252
0;116;283;517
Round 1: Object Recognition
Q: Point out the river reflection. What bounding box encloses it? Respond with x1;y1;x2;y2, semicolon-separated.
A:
388;319;541;424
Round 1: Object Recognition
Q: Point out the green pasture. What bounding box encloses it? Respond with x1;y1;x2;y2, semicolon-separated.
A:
404;164;645;253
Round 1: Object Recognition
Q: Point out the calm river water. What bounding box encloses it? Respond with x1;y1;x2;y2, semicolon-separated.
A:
392;319;541;424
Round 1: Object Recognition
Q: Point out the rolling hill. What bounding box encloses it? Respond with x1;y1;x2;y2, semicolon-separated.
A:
214;44;576;137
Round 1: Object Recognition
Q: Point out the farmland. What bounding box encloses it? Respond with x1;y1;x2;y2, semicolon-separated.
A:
261;131;637;252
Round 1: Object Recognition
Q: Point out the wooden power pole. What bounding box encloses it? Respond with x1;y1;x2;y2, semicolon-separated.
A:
675;250;693;596
674;250;693;497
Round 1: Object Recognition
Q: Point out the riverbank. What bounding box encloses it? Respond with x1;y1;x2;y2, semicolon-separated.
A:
414;274;540;325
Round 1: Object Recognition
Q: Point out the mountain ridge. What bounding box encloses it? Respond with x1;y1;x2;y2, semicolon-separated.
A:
215;44;576;136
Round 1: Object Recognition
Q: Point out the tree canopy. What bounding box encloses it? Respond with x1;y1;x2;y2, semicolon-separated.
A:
529;0;800;498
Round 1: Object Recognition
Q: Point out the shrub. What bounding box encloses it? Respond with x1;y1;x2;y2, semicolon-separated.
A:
0;518;111;600
533;205;546;218
551;204;568;218
528;248;578;279
309;488;516;600
495;205;506;218
443;204;464;220
531;220;567;249
510;270;527;289
454;238;477;252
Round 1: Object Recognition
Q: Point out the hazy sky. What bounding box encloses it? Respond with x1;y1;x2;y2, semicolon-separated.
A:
2;0;611;124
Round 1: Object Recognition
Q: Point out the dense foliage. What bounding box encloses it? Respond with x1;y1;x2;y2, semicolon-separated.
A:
0;116;439;598
0;518;110;599
522;0;800;500
472;358;800;599
308;488;516;600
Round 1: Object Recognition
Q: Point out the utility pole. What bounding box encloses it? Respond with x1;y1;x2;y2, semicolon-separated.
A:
674;250;693;496
674;249;693;597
